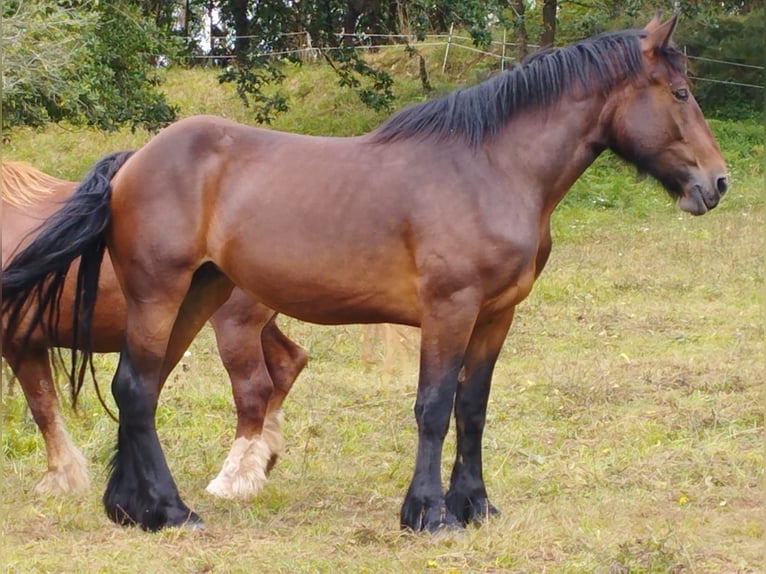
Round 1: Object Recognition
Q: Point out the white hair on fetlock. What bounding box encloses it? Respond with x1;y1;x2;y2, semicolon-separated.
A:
206;434;271;500
262;409;284;457
34;415;90;494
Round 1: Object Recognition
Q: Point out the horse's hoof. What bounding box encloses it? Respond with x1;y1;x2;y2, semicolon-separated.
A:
427;512;462;535
173;512;205;531
163;509;204;532
206;435;270;499
404;513;462;534
445;491;499;526
33;469;91;495
400;497;464;533
469;502;500;526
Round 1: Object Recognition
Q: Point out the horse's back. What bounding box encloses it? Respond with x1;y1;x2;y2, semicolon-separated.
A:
2;170;73;267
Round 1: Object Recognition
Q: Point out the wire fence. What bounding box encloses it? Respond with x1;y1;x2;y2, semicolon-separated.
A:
187;30;764;91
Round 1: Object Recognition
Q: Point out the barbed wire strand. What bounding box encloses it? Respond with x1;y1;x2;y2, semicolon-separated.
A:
690;76;764;89
687;54;763;70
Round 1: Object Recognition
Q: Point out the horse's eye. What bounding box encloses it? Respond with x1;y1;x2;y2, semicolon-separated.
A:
673;88;689;101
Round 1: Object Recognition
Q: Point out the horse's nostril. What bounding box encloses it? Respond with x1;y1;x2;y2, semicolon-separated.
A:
716;176;728;195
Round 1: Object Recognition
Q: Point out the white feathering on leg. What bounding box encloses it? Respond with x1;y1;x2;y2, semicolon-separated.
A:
34;414;90;494
206;410;286;500
262;409;284;458
206;435;272;499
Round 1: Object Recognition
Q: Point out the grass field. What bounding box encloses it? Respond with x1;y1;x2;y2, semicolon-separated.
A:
2;59;763;572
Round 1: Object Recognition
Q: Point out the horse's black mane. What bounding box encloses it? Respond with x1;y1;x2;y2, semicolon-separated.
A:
370;29;685;147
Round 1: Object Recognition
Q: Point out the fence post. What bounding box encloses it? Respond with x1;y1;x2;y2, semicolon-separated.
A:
501;28;507;72
442;23;454;74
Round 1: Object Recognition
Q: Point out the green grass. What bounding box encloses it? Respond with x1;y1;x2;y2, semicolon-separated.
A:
2;56;763;572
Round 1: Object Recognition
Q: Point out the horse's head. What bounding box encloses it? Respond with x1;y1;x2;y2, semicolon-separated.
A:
605;13;728;215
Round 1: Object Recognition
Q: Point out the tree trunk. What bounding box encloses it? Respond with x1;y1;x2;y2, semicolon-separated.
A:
343;0;381;45
184;0;190;43
228;0;251;63
539;0;556;48
343;0;360;45
512;0;528;60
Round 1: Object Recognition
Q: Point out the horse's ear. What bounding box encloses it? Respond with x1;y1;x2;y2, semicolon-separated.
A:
660;12;679;47
643;10;663;33
641;12;679;51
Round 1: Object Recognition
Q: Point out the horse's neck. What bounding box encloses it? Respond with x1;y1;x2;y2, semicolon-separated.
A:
489;93;610;214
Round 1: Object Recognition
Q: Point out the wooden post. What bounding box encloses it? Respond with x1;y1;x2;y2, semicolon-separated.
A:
442;23;454;74
501;28;507;72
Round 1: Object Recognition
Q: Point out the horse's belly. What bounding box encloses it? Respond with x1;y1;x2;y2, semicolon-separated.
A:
220;256;421;327
267;294;419;326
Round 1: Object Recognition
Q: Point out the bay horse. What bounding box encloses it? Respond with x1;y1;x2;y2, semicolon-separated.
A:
2;161;308;499
2;14;727;532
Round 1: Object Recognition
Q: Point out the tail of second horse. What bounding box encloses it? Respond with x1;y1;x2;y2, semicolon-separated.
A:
2;150;134;399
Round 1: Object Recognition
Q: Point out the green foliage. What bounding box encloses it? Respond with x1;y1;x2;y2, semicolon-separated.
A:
2;1;95;128
213;0;397;121
675;7;764;120
2;0;179;132
4;1;763;130
218;55;289;124
408;0;501;45
78;2;180;131
551;2;764;120
322;46;395;112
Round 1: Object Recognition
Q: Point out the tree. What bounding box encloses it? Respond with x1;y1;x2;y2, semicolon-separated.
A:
2;1;178;132
549;0;764;118
509;0;529;59
539;0;556;47
2;2;94;128
211;0;396;121
675;6;764;119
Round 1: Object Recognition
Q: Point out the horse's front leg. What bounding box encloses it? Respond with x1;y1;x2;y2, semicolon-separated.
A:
105;344;199;531
104;264;233;531
445;306;516;525
400;293;479;532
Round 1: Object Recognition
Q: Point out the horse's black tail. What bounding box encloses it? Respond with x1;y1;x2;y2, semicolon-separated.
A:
2;150;135;404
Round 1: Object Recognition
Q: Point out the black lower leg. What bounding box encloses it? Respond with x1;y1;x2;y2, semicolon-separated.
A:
446;360;498;525
400;372;461;532
103;350;200;531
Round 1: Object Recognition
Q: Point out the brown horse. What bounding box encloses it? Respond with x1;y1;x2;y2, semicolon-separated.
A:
2;14;727;532
1;161;308;498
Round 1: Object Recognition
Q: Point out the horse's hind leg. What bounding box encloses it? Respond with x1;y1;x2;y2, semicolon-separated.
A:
104;264;233;531
206;292;307;499
6;345;89;494
261;316;307;473
445;307;516;525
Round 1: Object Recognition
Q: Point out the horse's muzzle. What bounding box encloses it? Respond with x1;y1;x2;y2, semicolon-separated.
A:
678;173;727;216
